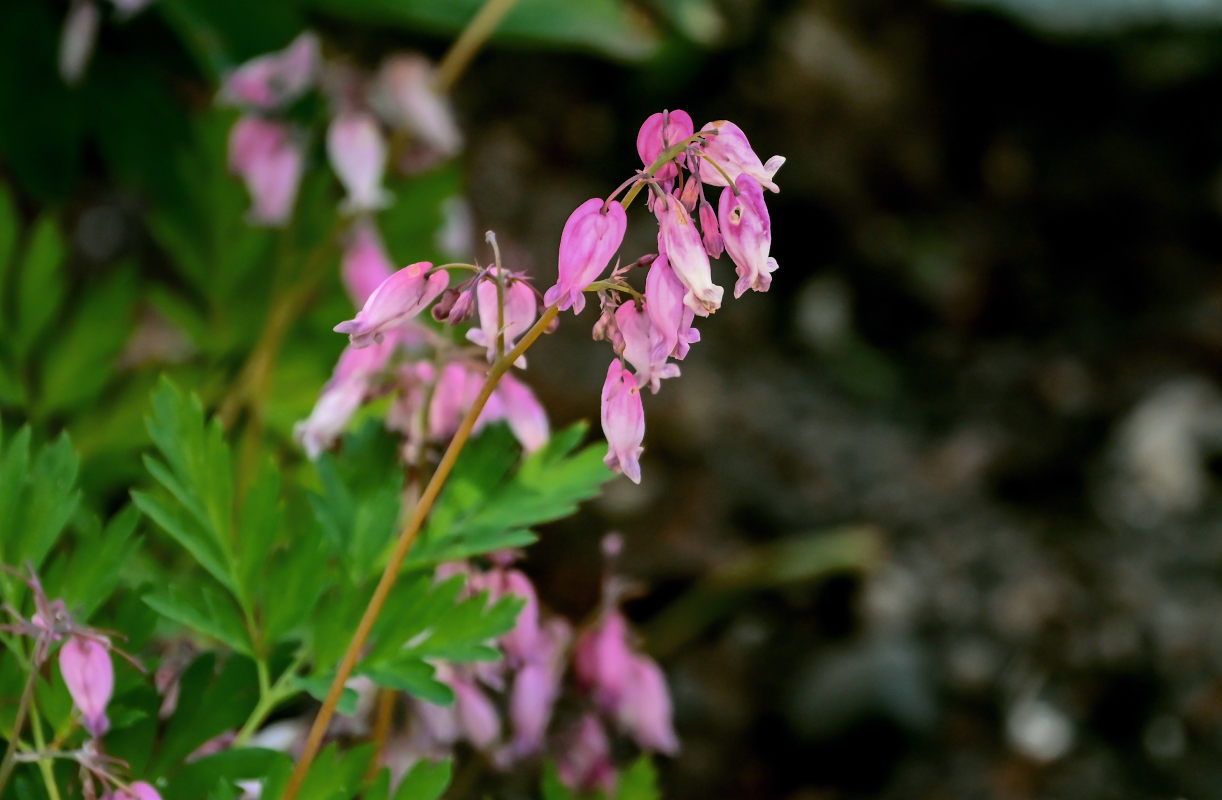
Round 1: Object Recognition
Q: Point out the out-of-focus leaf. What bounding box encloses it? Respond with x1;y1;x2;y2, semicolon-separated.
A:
51;505;140;619
0;424;82;574
392;758;452;800
262;742;372;800
144;581;253;655
0;182;17;314
615;759;661;800
150;653;260;778
14;216;67;360
291;674;360;716
165;747;291;800
261;530;330;646
304;0;659;61
157;0;309;79
541;764;580;800
358;658;453;706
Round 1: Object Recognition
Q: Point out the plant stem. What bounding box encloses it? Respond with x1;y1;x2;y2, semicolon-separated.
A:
0;655;40;796
280;304;559;800
433;0;520;95
28;706;61;800
234;654;307;747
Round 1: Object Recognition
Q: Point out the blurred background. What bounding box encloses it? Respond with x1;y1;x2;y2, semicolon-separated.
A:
5;0;1222;797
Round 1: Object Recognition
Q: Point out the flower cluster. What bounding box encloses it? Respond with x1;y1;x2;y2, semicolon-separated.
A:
219;33;461;228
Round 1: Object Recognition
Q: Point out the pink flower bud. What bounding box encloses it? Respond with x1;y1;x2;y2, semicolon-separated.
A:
719;174;778;297
573;611;633;707
227;116;304;227
370;54;463;157
616;655;679;755
59;635;113;738
59;1;100;85
698;120;785;193
543;199;627;314
591;298;623;351
636;110;694;181
557;714;616;795
599;360;646;484
698;198;724;259
327;112;392;214
334;262;449;347
495;373;550;453
678;177;701;212
219;32;320;110
615;302;679;395
655;195;723;317
341;221;394;307
466;271;538;368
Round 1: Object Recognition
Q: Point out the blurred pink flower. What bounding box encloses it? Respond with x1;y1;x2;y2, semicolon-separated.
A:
370;54;463;158
220;32;320;110
227;116;304;227
327;112;392;213
58;1;100;85
341;221;395;307
467;271;538;367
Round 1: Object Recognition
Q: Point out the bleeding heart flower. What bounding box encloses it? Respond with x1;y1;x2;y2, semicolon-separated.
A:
543;199;627;314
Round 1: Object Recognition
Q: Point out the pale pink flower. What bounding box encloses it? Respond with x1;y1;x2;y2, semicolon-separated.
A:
59;635;113;738
636;109;694;181
556;714;616;795
452;675;500;749
466;271;538;367
294;336;398;458
58;1;100;85
334;262;449;347
615;302;679;395
495;374;550;453
719;174;778;297
573;610;633;707
600;360;646;483
507;619;569;757
428;362;482;442
370;54;463;157
327;112;392;213
103;781;162;800
616;655;679;755
219;32;320;110
227;116;304;227
341;221;394;307
543;199;627;314
698;197;724;259
698;120;785;193
656;195;723;317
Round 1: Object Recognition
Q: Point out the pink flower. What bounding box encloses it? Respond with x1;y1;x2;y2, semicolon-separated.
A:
428;362;481;442
452;675;500;749
103;782;162;800
507;619;569;757
59;635;113;738
341;221;395;307
656;195;723;317
543;199;627;314
698;198;724;259
600;360;646;483
636;110;694;181
334;262;449;348
615;302;679;395
327;112;392;213
466;271;538;367
557;714;616;795
58;1;100;85
616;655;679;755
370;54;463;157
219;32;320;110
573;610;633;707
698;120;785;193
495;373;550;453
294;336;398;458
227;116;304;227
719;174;778;297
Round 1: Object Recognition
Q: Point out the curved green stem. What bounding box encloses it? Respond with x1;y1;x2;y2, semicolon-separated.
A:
0;655;39;796
433;0;520;94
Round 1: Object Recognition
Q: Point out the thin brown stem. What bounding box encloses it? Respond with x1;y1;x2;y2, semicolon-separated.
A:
433;0;520;95
280;304;560;800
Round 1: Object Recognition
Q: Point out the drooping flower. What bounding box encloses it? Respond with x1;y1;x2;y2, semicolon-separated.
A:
227;116;304;227
616;655;679;754
327;112;393;214
507;619;570;757
698;197;724;259
600;360;646;483
451;673;501;749
219;32;320;110
466;271;538;367
719;174;778;297
59;635;113;738
543;199;627;314
334;262;449;347
573;610;634;708
636;110;694;181
495;373;550;453
655;195;723;317
615;301;679;394
294;335;398;458
697;120;785;193
556;714;616;795
340;221;395;307
103;781;162;800
370;54;463;158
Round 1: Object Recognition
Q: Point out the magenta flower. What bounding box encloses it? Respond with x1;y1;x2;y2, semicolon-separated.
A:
599;360;646;483
327;112;392;214
495;373;550;453
655;195;723;317
428;362;482;442
59;634;113;738
557;714;616;795
507;619;569;757
219;32;320;110
697;120;785;193
636;109;694;181
103;782;162;800
466;271;538;367
615;301;679;395
698;197;724;258
334;262;449;347
543;199;627;314
341;221;395;307
370;54;463;158
616;655;679;755
719;174;778;297
227;116;304;227
295;335;399;457
573;610;633;707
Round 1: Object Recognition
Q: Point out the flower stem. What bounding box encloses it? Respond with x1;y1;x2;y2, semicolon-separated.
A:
280;304;560;800
28;706;61;800
0;654;40;796
433;0;520;95
620;132;710;211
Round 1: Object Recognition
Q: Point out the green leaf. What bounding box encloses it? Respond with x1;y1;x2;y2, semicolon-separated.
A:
615;759;661;800
411;423;612;566
164;748;292;800
144;582;253;655
291;674;360;716
0;425;82;573
358;658;453;706
151;653;260;777
541;764;580;800
272;742;373;800
51;505;140;619
0;182;17;314
261;530;330;646
392;758;452;800
13;215;66;359
235;456;283;605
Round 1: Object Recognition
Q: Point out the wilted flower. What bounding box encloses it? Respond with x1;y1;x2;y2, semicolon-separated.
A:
334;262;449;347
543;199;627;314
719;174;778;297
600;360;646;483
327;112;392;213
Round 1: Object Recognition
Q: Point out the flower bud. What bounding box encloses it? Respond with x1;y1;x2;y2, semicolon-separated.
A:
543;199;627;314
698;198;724;259
341;221;394;307
637;110;694;181
599;360;646;484
655;195;723;316
334;262;449;348
719;174;778;297
327;112;392;214
60;635;113;738
698;120;785;193
219;32;319;110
